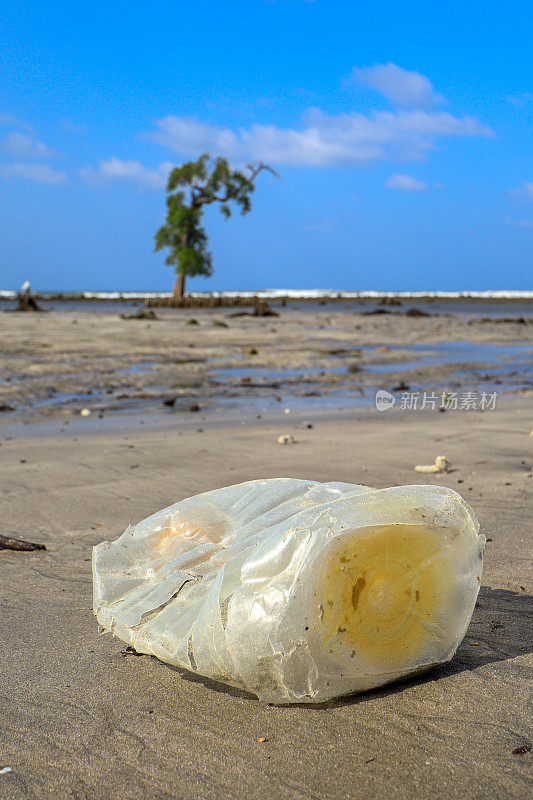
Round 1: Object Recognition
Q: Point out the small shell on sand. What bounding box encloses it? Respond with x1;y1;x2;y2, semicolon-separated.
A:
278;434;296;445
415;455;451;474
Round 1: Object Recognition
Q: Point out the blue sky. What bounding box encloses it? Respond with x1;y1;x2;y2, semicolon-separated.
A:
1;0;532;292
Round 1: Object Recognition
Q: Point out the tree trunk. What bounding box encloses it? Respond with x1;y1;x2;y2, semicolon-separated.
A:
173;231;189;300
173;272;186;300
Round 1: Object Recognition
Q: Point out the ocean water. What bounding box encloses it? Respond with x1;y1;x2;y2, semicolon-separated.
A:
1;289;532;318
2;289;532;300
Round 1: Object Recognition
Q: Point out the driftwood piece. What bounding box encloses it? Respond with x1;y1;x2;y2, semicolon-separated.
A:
120;309;158;320
230;301;279;318
0;534;46;551
15;289;45;312
253;300;279;317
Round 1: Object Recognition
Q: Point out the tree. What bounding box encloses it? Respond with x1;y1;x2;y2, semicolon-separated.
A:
155;154;276;299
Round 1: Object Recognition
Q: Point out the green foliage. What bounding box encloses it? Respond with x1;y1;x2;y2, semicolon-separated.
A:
155;153;276;295
154;195;212;277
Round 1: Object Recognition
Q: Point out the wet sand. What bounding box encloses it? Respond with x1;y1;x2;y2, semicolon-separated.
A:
1;397;532;799
0;304;531;419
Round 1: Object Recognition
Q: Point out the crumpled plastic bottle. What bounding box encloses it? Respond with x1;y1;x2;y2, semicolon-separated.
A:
93;478;484;704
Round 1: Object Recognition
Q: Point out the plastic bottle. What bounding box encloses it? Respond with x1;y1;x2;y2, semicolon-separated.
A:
93;478;484;704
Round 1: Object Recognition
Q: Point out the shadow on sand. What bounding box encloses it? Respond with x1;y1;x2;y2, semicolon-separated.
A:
161;586;532;707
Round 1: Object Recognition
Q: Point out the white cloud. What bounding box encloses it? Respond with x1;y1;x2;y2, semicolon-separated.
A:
82;65;491;184
81;157;174;189
0;162;67;184
1;131;56;158
148;108;491;168
510;181;533;200
386;173;427;191
349;62;445;109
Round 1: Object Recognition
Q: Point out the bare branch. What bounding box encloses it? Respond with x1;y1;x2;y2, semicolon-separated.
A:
0;534;46;551
247;162;280;181
191;185;231;206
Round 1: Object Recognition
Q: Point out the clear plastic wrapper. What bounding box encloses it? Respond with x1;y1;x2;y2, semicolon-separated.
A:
93;478;484;703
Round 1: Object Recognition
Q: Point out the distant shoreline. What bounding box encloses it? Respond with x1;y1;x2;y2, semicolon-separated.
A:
1;289;532;304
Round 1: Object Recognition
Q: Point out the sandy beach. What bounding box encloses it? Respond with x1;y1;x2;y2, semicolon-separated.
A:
0;301;531;419
1;304;532;799
3;0;533;794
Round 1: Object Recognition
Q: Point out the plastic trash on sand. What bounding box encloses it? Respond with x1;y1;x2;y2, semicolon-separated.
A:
92;479;484;704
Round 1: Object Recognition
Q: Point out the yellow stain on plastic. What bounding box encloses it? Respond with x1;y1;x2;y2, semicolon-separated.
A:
157;516;230;554
318;523;454;671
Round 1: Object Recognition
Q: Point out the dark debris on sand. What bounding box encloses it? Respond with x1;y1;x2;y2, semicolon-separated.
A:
0;534;46;551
